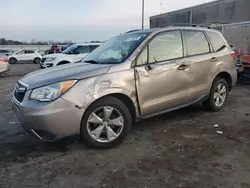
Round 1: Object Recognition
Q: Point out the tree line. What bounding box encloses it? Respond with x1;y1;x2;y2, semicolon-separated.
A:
0;38;102;45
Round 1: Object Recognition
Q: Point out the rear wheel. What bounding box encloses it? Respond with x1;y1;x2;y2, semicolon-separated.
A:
9;57;17;64
33;57;41;64
203;78;228;111
80;96;132;149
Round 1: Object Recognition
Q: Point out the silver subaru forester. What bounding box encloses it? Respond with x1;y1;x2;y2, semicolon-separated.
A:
12;26;237;148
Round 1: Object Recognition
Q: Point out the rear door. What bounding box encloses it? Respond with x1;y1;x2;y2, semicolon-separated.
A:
182;30;213;99
206;31;235;80
135;30;193;116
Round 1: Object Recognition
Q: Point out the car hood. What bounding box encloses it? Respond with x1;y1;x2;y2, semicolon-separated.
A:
20;63;111;89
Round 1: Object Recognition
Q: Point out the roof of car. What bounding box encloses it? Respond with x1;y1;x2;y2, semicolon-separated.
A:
125;29;158;34
126;25;217;35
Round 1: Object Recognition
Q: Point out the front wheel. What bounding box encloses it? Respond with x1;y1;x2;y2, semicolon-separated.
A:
33;57;41;64
203;78;228;111
9;57;17;64
80;96;132;149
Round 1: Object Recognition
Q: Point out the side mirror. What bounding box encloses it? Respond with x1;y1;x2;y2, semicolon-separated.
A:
74;51;80;55
5;53;9;56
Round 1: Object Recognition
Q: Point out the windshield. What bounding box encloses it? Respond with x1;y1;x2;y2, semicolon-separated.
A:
62;44;78;54
84;33;148;64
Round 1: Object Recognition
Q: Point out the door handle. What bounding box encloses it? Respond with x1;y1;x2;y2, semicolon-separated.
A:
178;64;189;71
211;57;217;63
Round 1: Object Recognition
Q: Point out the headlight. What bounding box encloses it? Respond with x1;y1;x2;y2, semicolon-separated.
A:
46;57;56;61
30;80;77;102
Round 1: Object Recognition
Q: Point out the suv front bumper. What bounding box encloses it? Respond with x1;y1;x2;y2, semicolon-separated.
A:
12;97;83;141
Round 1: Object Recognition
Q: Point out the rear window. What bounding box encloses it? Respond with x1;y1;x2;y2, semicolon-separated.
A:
183;30;210;56
206;31;226;52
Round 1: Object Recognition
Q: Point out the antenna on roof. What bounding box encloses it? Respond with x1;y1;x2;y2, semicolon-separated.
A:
160;0;163;14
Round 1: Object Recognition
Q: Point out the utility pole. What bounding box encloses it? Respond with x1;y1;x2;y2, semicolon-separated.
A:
142;0;145;29
190;7;193;25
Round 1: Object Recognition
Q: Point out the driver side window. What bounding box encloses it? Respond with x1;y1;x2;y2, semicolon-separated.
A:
148;30;183;63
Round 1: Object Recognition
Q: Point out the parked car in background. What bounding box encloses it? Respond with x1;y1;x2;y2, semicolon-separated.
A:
0;49;14;57
0;57;10;74
12;27;237;148
40;43;101;68
8;50;42;64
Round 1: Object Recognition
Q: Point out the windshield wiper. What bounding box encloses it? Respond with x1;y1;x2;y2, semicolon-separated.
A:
84;60;99;64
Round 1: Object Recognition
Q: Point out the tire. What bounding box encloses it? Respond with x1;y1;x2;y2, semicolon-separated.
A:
33;57;41;64
202;78;228;111
80;96;132;149
9;57;17;64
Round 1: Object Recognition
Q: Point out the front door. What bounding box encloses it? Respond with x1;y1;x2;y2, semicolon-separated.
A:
16;50;25;61
134;30;193;116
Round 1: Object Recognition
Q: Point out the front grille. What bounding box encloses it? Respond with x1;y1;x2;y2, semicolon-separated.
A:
14;82;27;103
41;58;46;63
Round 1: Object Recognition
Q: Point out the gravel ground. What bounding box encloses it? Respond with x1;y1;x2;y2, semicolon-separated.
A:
1;64;250;188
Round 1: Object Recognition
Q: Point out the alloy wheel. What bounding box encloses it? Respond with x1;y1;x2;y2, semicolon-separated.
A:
214;83;227;107
87;106;124;143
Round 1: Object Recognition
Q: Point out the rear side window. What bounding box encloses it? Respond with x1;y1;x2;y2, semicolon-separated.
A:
206;31;226;52
183;30;210;56
25;50;35;54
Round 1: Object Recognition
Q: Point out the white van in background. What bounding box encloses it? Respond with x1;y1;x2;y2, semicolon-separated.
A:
40;43;101;68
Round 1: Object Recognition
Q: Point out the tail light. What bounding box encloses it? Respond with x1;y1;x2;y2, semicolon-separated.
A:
231;51;236;59
0;58;8;63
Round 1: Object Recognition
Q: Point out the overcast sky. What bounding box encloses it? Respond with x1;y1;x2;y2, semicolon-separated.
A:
0;0;213;42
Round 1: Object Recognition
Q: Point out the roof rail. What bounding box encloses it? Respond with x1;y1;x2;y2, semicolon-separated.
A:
169;23;211;29
125;29;141;33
